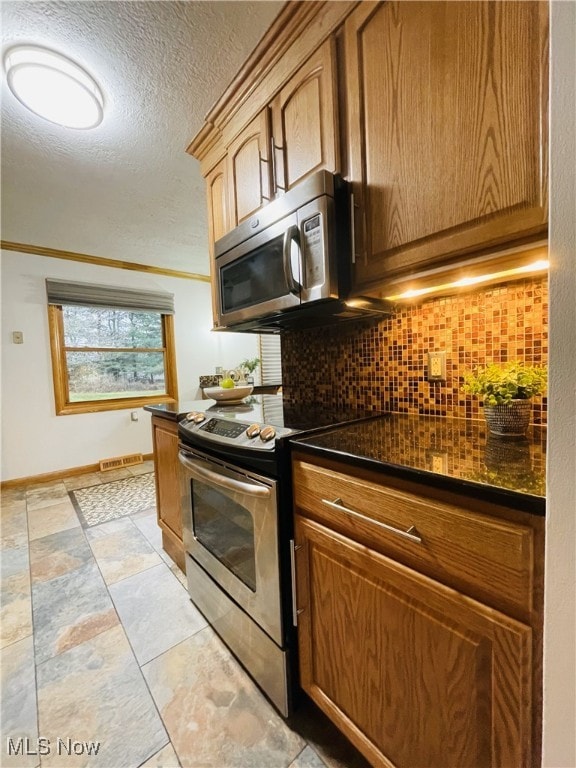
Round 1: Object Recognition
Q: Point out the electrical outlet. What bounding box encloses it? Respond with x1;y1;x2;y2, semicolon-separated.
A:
430;451;448;474
427;351;446;381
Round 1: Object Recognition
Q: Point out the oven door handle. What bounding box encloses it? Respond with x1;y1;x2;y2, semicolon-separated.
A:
178;452;271;498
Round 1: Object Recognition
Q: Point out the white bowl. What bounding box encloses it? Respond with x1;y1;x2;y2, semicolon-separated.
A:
204;384;254;402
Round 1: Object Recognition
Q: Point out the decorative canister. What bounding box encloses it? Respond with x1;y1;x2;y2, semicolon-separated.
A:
483;399;532;437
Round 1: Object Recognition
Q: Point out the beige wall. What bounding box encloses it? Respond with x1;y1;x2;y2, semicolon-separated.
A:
0;249;259;481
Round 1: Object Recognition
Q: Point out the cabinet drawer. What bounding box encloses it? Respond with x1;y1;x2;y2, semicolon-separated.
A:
292;458;534;618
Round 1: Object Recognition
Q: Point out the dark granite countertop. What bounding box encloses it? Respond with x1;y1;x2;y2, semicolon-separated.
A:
291;414;546;515
144;401;205;421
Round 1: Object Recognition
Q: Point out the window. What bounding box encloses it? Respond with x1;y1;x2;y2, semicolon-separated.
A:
47;280;178;415
258;334;282;384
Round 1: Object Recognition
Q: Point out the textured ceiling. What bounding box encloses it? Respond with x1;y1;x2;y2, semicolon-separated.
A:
0;1;284;275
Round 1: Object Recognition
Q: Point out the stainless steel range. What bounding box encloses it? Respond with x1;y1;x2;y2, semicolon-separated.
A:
178;393;379;716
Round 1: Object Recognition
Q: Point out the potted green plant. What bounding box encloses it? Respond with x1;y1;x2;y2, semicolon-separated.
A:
462;361;547;436
239;357;260;384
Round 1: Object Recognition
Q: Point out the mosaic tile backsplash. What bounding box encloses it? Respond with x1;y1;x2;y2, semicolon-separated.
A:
281;277;548;425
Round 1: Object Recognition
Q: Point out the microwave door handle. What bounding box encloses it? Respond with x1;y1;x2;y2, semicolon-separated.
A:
178;452;271;498
283;225;301;295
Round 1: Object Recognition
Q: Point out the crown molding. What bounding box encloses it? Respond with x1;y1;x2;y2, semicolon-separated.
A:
187;1;358;161
0;241;211;283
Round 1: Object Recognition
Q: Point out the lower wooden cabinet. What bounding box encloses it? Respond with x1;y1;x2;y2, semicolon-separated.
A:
151;416;184;572
292;454;544;768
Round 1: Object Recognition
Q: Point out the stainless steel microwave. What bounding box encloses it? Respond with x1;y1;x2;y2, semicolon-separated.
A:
213;171;391;332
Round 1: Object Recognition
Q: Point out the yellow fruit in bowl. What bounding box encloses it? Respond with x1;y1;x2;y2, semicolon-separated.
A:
220;377;235;389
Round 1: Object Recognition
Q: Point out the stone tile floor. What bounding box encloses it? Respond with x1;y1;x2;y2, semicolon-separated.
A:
1;463;370;768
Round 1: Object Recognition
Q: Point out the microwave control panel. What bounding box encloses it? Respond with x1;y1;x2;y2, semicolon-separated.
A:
302;214;324;288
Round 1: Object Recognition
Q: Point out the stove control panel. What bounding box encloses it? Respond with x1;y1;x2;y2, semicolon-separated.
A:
180;412;294;451
200;418;248;439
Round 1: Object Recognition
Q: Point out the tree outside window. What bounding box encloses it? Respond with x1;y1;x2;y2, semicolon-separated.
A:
48;303;178;415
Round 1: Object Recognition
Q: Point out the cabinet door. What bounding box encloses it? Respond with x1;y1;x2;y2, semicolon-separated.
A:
205;158;229;325
345;1;549;291
206;157;229;245
151;417;184;570
227;110;272;226
295;514;532;768
271;39;339;193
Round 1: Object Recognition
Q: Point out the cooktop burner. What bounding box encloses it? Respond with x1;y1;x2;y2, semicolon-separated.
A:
192;392;380;432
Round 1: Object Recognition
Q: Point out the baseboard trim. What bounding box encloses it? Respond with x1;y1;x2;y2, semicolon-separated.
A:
0;454;154;490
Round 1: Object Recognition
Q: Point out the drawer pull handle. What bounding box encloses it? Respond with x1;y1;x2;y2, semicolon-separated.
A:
322;497;423;544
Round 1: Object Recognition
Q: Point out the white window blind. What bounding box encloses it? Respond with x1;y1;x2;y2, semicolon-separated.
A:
259;334;282;384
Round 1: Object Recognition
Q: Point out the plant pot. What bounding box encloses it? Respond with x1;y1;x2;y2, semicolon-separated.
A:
483;399;532;437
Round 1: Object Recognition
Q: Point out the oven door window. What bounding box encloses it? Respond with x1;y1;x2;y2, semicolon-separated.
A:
179;448;282;645
191;480;256;591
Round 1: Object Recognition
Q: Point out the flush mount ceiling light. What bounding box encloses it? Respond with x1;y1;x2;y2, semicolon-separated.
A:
3;45;104;129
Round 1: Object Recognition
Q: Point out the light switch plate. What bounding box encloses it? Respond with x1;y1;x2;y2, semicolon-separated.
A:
12;331;24;344
427;351;446;381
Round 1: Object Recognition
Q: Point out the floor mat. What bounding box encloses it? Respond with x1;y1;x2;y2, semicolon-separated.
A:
69;473;156;527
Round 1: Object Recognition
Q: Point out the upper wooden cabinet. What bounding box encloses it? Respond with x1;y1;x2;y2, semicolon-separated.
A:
345;1;549;291
204;158;229;321
189;0;549;299
205;158;229;246
227;110;272;227
270;39;339;195
226;39;340;230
